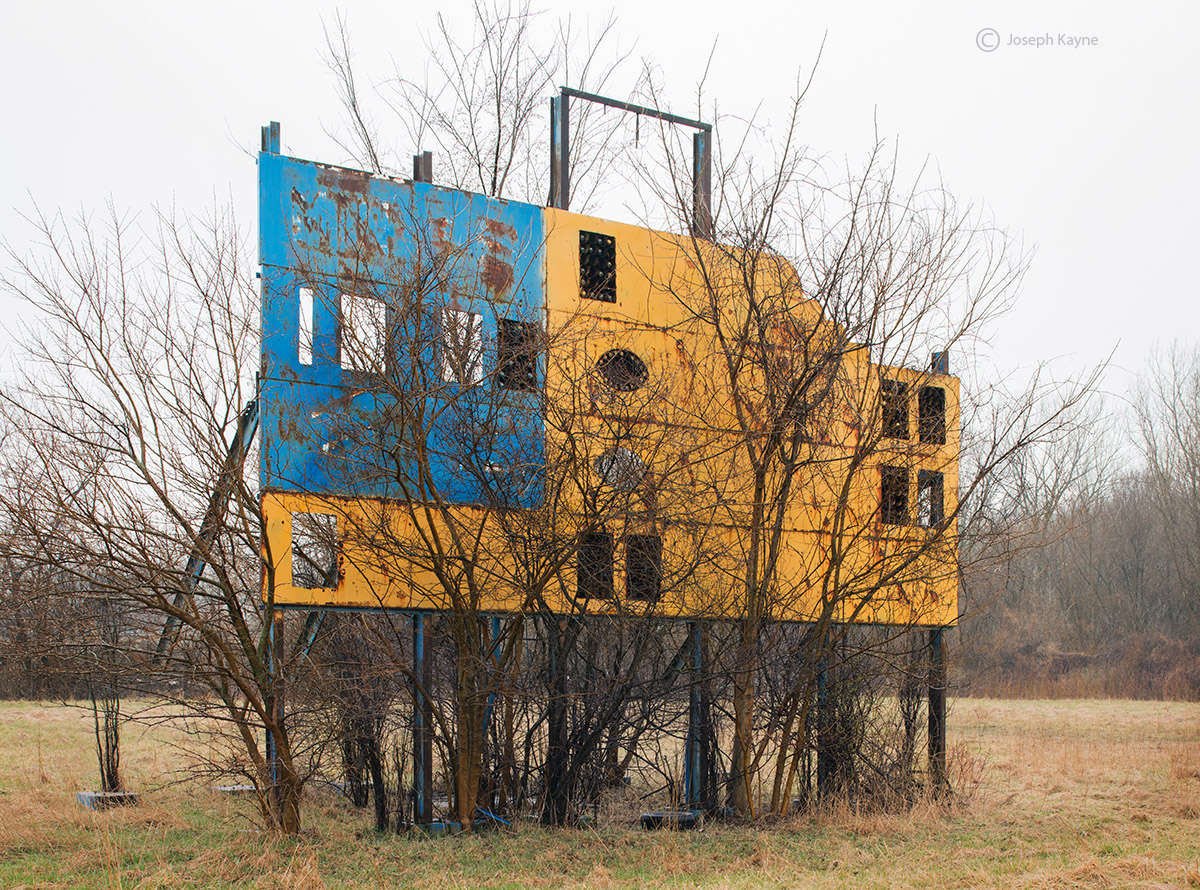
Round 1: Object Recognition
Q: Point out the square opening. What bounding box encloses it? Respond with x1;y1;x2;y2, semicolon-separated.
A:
579;231;616;302
880;466;908;526
881;379;908;439
917;469;945;528
497;318;539;391
577;530;614;599
291;512;338;589
439;308;484;384
340;292;387;374
918;386;946;445
626;534;662;602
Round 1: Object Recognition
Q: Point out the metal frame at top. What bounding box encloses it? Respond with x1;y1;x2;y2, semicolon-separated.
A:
549;87;713;239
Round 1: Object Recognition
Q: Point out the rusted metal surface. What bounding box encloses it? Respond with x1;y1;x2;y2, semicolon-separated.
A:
692;130;712;239
259;148;546;506
258;134;960;628
549;94;569;210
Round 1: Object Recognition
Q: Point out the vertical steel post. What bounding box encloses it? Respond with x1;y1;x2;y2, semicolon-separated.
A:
692;130;713;239
412;151;433;184
684;620;702;810
266;610;278;787
261;121;280;154
482;615;502;741
413;613;433;824
549;93;570;210
816;636;833;799
544;617;570;824
265;609;284;824
929;627;948;793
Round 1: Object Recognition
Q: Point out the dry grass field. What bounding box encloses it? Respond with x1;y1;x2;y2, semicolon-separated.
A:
0;697;1196;889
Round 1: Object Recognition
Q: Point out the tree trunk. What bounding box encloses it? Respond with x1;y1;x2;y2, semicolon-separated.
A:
728;656;754;815
366;730;388;831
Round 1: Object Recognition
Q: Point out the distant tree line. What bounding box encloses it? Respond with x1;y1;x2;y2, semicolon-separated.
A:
961;347;1200;700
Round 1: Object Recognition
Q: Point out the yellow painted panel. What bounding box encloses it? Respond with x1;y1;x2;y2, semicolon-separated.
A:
266;207;961;627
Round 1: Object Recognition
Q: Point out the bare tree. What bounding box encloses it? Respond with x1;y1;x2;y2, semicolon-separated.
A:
0;205;312;833
324;0;633;209
605;68;1103;812
309;3;1108;823
1134;345;1200;638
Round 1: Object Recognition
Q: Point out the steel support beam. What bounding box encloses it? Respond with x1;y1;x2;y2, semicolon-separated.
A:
412;150;433;184
543;618;569;824
155;398;259;662
816;647;833;798
928;627;948;793
481;615;503;741
266;609;283;812
693;130;713;239
684;620;703;810
413;613;434;824
549;95;570;210
549;88;712;227
261;121;280;154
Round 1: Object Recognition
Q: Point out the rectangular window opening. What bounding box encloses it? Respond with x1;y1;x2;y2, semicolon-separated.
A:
340;292;387;374
917;469;945;528
297;287;314;366
577;530;614;600
497;318;539;391
881;379;908;439
440;308;484;384
291;512;338;589
919;386;947;445
579;231;616;303
881;466;909;526
626;534;662;602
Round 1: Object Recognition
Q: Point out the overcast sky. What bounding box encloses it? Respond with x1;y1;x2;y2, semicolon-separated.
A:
2;1;1196;400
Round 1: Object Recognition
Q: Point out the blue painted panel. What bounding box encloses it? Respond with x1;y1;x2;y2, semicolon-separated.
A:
259;153;546;507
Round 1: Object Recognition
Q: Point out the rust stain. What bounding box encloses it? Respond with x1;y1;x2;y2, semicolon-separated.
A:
428;217;450;250
317;165;371;196
485;217;517;240
482;255;514;296
482;236;512;259
290;187;314;218
672;338;695;377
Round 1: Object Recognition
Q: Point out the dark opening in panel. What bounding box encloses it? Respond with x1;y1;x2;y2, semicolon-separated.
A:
881;466;909;526
497;318;539;391
577;529;615;599
596;348;649;391
881;379;909;440
918;469;945;528
626;534;662;602
919;386;947;445
291;512;338;589
579;231;616;302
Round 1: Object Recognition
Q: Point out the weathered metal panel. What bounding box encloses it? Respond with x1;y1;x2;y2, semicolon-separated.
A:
259;152;546;507
258;150;960;627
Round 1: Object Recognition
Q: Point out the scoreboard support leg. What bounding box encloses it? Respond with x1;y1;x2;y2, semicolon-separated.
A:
928;627;948;795
413;613;433;825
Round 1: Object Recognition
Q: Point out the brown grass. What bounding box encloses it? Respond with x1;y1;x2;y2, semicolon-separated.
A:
0;698;1197;888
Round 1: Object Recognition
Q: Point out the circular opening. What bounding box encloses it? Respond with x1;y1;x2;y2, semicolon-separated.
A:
596;349;649;392
593;447;645;492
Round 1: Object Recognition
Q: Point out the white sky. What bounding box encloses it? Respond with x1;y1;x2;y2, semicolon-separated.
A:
1;0;1196;400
